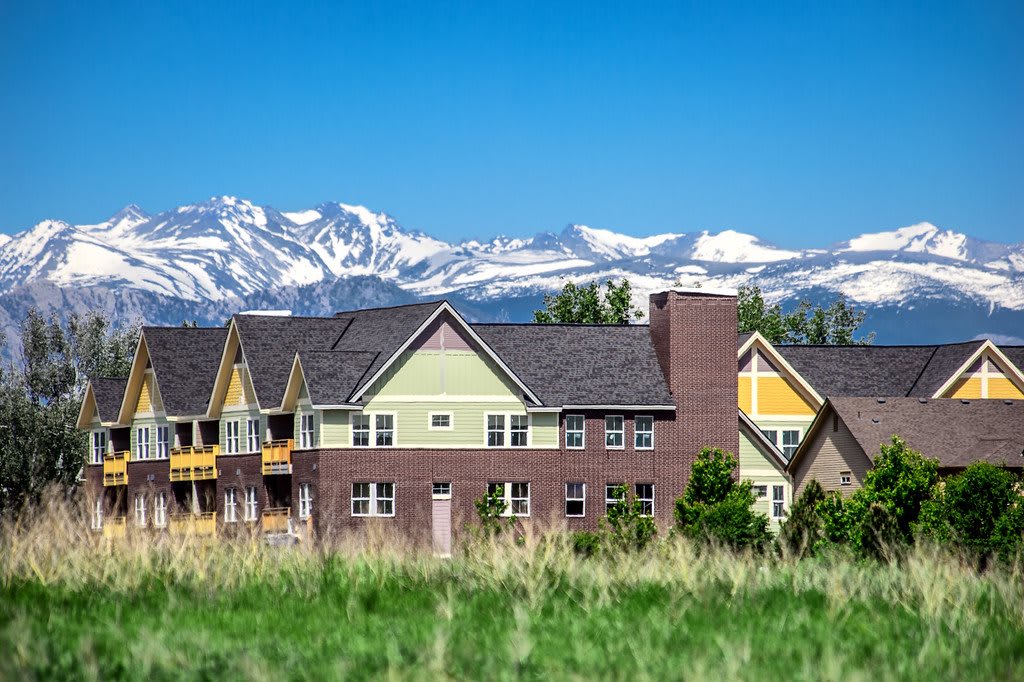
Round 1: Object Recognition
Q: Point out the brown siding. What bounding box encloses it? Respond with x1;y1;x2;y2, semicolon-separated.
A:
791;412;873;497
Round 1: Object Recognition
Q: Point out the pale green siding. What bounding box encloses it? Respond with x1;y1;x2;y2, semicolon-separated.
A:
293;403;321;449
219;409;265;453
320;410;348;447
371;350;520;400
128;416;167;457
531;413;558;448
738;425;791;533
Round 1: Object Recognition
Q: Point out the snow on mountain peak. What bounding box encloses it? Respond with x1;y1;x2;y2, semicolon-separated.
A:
563;224;681;259
843;222;969;261
690;230;801;263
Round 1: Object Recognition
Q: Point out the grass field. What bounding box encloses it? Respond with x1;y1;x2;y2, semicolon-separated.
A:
2;504;1024;680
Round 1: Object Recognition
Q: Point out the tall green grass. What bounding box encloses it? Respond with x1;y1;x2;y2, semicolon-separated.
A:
2;497;1023;680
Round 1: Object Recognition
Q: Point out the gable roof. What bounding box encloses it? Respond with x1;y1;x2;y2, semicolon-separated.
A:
794;397;1024;471
774;344;940;398
1002;346;1024;372
294;350;379;406
92;377;128;423
143;327;229;416
472;323;674;407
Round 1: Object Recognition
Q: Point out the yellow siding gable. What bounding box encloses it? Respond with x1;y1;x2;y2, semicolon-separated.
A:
738;376;752;414
757;376;816;416
223;366;256;408
949;376;983;399
988;377;1024;399
135;375;152;414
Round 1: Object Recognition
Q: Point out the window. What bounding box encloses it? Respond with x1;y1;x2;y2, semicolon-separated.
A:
635;484;654;516
93;498;103;530
488;482;531;516
565;415;585;449
771;485;785;519
351;482;395;517
246;418;261;453
154;492;167;528
299;414;314;449
136;427;150;460
605;483;625;513
224;488;238;523
352;414;370;447
781;430;800;459
375;414;394;447
91;431;107;465
635;416;654;450
510;415;529;447
752;484;768;499
432;482;451;498
761;429;778;445
605;416;624;449
135;493;147;527
298;483;313;519
156;426;169;459
486;414;505;447
225;420;240;454
840;471;852;487
565;483;585;517
245;486;258;521
429;413;452;430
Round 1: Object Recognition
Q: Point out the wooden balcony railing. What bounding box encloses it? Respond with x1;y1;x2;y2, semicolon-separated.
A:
262;439;293;475
168;512;217;537
103;451;130;486
102;516;127;539
262;507;292;534
169;445;219;481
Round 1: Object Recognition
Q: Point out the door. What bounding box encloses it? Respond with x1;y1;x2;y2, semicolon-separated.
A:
431;482;452;556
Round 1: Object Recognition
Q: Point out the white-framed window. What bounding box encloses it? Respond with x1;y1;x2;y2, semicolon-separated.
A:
605;483;625;513
781;430;800;459
565;415;585;449
246;418;261;453
154;491;167;528
352;414;370;447
375;414;395;447
432;482;452;498
840;471;852;486
771;485;785;519
135;492;147;527
487;482;530;516
298;483;313;519
93;498;103;530
635;483;654;516
605;416;624;449
245;486;258;521
156;426;169;459
565;483;585;517
486;414;505;447
224;488;238;523
91;431;107;465
752;484;768;499
299;414;315;449
136;427;150;460
510;415;529;447
429;413;453;430
225;420;240;454
351;482;396;517
635;416;654;450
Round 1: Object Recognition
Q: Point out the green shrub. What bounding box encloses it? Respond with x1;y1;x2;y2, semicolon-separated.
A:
779;480;827;557
474;485;514;536
674;448;772;551
570;531;602;557
601;484;657;551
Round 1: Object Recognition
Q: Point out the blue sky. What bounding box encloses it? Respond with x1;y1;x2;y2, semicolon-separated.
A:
1;1;1021;247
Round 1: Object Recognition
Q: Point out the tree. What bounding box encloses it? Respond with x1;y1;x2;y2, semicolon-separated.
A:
533;279;643;324
474;485;515;537
778;480;827;558
673;448;772;551
737;285;874;345
600;484;657;551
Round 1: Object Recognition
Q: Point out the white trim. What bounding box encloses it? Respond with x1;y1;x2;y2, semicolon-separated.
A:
932;341;1024;399
351;413;371;447
432;482;452;500
349;302;543;406
153;491;167;529
634;415;654;450
351;481;396;517
428;412;454;431
565;482;586;518
738;333;824;408
298;483;313;519
635;483;654;517
604;415;625;450
116;333;147;425
565;414;585;449
372;412;396;447
483;412;531;448
224;487;238;523
488;481;531;517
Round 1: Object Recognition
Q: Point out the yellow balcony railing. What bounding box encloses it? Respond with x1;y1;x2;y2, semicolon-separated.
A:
262;507;292;534
103;451;130;486
262;439;293;475
168;512;217;537
102;516;127;539
169;445;219;481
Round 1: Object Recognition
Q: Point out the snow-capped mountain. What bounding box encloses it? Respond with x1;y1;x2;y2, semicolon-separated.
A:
0;196;1022;351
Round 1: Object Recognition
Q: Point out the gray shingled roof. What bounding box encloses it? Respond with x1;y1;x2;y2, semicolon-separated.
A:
1001;346;1024;375
829;397;1024;469
775;345;938;398
905;341;984;397
91;377;127;423
233;302;442;409
297;350;379;405
472;324;674;406
144;327;229;416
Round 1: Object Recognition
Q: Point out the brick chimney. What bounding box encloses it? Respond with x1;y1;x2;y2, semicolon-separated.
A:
649;289;739;466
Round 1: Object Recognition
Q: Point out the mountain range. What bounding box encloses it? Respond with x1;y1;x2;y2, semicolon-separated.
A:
0;195;1022;356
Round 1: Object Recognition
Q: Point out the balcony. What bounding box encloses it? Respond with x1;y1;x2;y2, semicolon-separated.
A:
168;512;217;537
169;445;219;481
262;439;293;475
262;507;292;534
103;451;130;486
102;516;126;539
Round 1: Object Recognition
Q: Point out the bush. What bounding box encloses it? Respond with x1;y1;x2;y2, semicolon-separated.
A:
570;531;602;557
601;484;657;551
779;480;827;557
674;448;772;551
474;485;514;536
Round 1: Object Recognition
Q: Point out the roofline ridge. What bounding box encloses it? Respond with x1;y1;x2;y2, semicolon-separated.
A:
905;345;941;397
472;322;649;328
331;300;446;316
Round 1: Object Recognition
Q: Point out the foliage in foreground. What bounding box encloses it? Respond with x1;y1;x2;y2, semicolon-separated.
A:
2;499;1024;681
532;278;643;324
737;284;874;345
